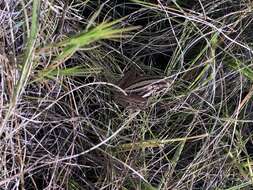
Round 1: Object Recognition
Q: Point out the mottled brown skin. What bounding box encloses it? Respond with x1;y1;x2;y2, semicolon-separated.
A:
114;93;148;110
113;68;148;109
113;68;168;110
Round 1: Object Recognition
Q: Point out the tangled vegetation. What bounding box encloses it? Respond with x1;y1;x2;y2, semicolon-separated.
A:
1;0;253;189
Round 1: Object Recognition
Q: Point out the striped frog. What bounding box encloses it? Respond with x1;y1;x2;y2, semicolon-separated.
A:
114;68;170;109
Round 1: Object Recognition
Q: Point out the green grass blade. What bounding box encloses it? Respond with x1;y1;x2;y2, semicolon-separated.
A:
1;0;40;128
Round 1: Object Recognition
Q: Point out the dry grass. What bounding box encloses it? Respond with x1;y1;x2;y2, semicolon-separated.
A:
1;0;253;189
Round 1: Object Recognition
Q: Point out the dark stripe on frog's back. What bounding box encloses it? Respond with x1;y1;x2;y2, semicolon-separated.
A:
124;76;165;91
117;68;139;89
